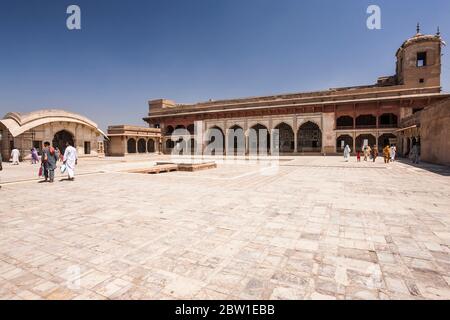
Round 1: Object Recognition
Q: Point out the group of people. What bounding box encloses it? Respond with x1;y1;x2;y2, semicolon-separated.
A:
344;144;397;163
40;141;78;182
0;142;78;186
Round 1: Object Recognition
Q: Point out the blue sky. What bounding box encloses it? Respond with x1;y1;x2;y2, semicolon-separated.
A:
0;0;449;130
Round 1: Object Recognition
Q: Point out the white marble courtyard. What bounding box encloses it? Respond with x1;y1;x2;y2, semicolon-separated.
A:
0;155;450;300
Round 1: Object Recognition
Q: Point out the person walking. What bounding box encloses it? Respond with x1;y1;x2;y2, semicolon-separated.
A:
343;145;351;162
383;144;391;164
63;141;78;181
372;146;378;163
356;150;361;162
10;147;20;165
390;145;396;162
41;142;58;183
364;145;371;161
31;148;39;164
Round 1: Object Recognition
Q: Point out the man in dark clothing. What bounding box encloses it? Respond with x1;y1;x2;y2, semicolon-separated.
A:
42;141;58;182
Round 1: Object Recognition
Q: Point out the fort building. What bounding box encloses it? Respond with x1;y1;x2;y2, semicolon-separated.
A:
143;29;449;160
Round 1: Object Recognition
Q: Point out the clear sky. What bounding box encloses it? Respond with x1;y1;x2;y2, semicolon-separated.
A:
0;0;449;130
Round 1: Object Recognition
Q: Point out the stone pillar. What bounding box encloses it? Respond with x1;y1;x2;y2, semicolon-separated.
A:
293;115;298;153
352;132;356;154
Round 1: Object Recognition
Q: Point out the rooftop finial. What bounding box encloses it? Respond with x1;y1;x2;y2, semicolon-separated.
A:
416;22;420;34
437;26;441;36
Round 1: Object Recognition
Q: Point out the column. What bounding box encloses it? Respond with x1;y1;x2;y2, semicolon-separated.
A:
293;115;298;153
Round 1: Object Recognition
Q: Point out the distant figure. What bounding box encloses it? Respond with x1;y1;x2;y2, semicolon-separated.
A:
42;142;58;183
410;144;420;164
55;147;62;162
372;146;378;163
10;148;20;165
383;145;391;164
63;142;78;181
31;148;39;164
343;145;351;162
356;150;361;162
390;145;396;162
364;145;371;161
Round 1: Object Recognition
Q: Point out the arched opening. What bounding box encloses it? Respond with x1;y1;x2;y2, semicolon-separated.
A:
336;116;354;129
297;122;322;152
52;130;74;154
249;124;270;154
355;115;377;129
227;125;245;155
378;133;397;151
127;138;137;154
147;139;155;153
379;113;398;128
165;126;174;136
175;125;186;130
137;139;146;153
165;139;175;150
336;135;353;153
187;124;195;135
355;134;376;151
205;126;225;155
274;122;294;153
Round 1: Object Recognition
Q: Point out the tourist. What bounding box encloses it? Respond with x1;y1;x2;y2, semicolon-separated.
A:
41;142;58;183
372;146;378;162
63;141;78;181
10;147;20;165
383;145;391;164
364;145;371;161
343;145;351;162
390;145;396;162
31;148;39;164
356;150;361;162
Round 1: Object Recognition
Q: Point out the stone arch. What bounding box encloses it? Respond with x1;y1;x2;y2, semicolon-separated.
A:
147;139;155;153
127;138;137;154
249;123;270;154
165;125;174;135
187;124;195;135
336;116;354;128
227;124;245;155
336;135;353;153
297;121;322;152
356;114;377;128
378;133;397;151
355;134;376;151
52;130;75;154
205;126;225;155
379;113;398;128
137;138;146;153
274;122;294;153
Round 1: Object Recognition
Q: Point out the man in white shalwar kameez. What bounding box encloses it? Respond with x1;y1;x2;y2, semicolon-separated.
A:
63;142;78;180
11;148;20;165
343;145;351;162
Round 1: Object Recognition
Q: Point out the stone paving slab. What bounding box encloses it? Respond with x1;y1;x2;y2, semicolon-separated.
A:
0;156;449;300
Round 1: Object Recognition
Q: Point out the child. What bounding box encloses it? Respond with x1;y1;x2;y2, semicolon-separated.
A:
357;150;361;162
